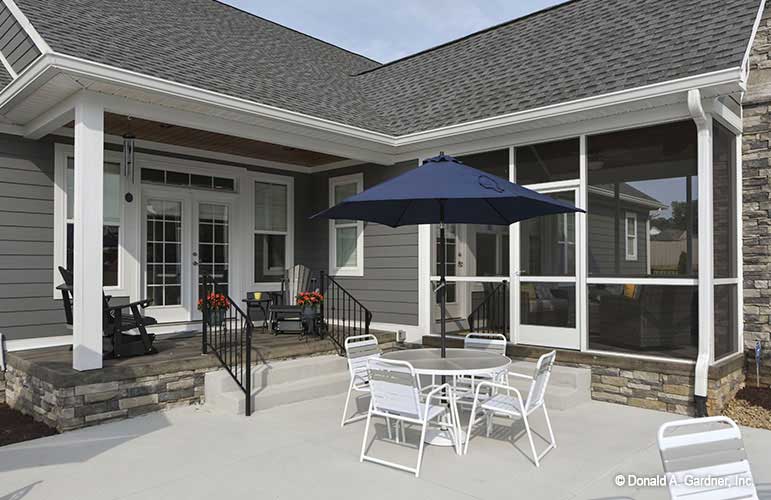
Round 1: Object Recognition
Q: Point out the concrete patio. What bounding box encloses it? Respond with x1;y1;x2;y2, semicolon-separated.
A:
1;394;770;500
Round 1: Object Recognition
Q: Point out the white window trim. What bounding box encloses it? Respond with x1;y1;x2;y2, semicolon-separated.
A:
53;144;131;298
250;171;294;289
329;173;364;277
625;211;638;261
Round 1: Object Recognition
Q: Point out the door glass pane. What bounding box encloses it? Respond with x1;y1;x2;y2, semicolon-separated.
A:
435;225;457;303
520;282;576;328
199;203;229;296
146;200;183;306
520;192;576;276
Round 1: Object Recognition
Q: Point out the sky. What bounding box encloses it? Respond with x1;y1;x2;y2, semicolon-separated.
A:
222;0;565;63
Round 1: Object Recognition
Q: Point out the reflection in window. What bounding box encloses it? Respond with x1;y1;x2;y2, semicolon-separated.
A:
515;138;579;185
66;159;122;286
588;284;698;359
520;192;575;276
520;283;575;328
713;121;737;279
254;181;288;282
588;121;698;278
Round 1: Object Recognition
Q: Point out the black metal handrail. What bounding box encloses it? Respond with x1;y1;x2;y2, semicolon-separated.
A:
318;270;373;354
467;280;509;338
201;274;254;416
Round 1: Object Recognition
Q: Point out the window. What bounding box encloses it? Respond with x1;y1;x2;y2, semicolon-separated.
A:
254;180;289;283
588;121;698;278
515;138;580;185
625;212;637;261
329;174;364;276
64;157;122;287
587;121;699;359
141;167;235;192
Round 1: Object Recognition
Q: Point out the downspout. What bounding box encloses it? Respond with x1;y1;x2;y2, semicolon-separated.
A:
688;89;713;417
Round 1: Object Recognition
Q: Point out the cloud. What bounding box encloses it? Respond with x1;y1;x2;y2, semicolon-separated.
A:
223;0;565;63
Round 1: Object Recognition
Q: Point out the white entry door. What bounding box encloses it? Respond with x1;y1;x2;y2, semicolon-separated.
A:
143;187;232;323
516;189;580;349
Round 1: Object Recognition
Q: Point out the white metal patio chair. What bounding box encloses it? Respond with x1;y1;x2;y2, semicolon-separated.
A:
360;358;461;478
455;333;509;401
657;416;758;500
341;334;381;427
464;350;557;467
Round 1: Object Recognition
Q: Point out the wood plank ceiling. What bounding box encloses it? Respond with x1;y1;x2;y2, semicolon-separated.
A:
66;113;346;167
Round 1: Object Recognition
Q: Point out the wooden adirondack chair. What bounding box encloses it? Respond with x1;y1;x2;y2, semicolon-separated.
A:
268;264;314;334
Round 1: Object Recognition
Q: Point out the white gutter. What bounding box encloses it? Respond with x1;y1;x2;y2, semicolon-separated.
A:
688;88;713;417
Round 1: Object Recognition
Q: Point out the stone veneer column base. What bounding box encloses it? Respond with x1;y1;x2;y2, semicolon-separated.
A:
5;364;214;432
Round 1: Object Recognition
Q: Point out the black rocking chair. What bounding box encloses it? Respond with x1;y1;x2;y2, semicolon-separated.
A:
57;267;159;358
268;264;314;335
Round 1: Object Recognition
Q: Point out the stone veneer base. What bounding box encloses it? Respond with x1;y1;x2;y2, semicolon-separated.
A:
423;336;746;417
5;364;213;431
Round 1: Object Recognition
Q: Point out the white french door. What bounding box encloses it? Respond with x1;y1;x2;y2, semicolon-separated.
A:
515;188;581;349
142;187;232;323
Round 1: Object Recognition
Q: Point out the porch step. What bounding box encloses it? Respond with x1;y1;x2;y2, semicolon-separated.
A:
204;354;350;415
505;359;591;411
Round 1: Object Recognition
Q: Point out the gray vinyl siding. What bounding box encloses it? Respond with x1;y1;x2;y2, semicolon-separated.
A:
0;134;66;340
299;160;420;326
0;3;40;74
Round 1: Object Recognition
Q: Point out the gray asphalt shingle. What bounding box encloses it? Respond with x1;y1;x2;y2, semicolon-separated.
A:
11;0;763;136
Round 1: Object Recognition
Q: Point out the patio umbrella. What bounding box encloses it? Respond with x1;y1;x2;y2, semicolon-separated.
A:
312;153;583;357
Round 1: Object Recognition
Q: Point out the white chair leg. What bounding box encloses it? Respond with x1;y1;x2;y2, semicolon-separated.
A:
400;419;406;443
543;405;556;450
486;412;493;437
359;409;373;463
464;397;480;455
416;419;429;478
386;416;393;441
340;378;355;427
522;413;540;468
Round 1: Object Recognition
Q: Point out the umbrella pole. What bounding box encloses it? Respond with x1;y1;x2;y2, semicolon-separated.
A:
439;201;446;359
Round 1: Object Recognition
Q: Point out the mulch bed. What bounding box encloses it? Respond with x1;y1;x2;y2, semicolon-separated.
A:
0;404;57;447
723;386;771;430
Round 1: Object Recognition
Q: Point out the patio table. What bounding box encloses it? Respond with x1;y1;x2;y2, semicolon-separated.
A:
381;348;511;450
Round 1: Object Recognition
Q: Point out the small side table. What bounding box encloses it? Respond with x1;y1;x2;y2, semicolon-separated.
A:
243;294;276;333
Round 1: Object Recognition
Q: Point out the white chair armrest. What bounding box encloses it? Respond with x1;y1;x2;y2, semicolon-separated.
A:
507;371;534;380
474;380;524;404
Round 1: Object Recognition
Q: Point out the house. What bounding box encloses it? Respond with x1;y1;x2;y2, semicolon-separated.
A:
0;0;767;428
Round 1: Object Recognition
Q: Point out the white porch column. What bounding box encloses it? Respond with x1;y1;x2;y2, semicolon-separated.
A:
72;97;105;371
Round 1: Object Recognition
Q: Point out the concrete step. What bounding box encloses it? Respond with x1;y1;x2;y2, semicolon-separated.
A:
505;359;591;411
205;354;352;415
206;362;350;415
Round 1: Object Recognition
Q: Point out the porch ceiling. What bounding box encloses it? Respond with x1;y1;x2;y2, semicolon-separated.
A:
63;113;346;167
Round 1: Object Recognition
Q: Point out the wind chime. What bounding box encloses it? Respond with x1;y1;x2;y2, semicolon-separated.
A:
123;116;136;203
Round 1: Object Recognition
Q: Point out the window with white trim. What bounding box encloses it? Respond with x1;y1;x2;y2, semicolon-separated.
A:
625;212;637;261
254;180;289;282
64;157;123;287
329;174;363;276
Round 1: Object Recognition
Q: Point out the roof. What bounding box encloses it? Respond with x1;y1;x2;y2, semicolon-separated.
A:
10;0;764;136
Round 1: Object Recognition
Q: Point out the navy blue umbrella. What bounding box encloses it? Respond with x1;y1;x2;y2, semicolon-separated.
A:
312;154;583;356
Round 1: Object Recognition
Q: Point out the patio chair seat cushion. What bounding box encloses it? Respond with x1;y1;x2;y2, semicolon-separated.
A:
481;394;524;416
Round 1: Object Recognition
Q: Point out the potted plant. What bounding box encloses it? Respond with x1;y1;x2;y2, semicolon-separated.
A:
296;290;324;315
197;291;230;327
